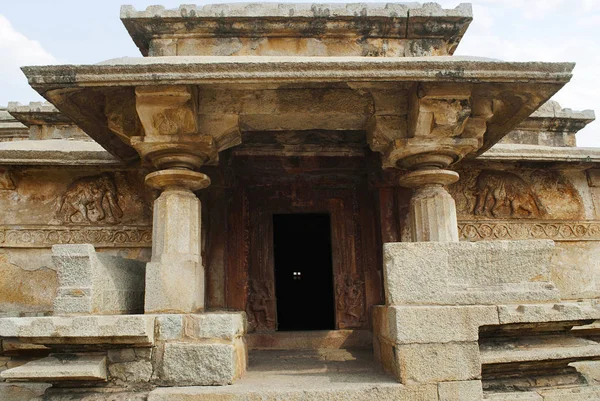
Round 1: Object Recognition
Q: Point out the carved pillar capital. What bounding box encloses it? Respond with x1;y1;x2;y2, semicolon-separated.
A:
131;85;219;170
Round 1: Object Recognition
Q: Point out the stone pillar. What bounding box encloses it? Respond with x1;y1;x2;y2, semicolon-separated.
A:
398;155;460;242
144;169;210;313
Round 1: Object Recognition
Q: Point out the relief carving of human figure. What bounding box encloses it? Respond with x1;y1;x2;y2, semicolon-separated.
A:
336;276;364;327
473;170;545;218
57;173;123;224
246;280;274;331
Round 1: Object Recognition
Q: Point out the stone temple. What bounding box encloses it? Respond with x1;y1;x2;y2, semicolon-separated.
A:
0;2;599;400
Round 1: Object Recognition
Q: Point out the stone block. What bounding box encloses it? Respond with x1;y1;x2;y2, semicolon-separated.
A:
374;305;498;344
52;244;145;315
155;314;184;340
1;354;107;382
383;240;559;306
438;380;483;401
109;360;153;383
184;312;246;341
160;341;246;386
570;360;600;384
0;383;50;401
107;348;136;363
0;315;155;345
396;342;481;384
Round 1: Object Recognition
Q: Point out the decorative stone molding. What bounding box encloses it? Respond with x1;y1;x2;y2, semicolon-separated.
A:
0;225;151;248
458;220;600;242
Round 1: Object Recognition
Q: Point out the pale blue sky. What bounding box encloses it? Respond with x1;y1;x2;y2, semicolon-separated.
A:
1;0;598;146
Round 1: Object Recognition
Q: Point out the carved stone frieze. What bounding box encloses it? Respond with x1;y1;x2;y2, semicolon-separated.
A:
0;225;151;248
55;173;123;224
449;169;584;220
473;170;545;218
458;220;600;241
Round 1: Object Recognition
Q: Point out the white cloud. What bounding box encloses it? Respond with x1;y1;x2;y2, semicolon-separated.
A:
449;2;600;147
0;14;58;105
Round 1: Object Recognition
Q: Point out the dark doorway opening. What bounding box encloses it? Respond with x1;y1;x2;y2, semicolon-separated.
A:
273;214;335;331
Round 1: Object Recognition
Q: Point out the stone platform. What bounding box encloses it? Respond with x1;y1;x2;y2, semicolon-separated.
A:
145;349;434;401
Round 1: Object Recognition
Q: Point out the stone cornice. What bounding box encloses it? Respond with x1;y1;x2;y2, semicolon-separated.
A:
478;144;600;164
0;140;121;166
7;101;73;126
20;57;574;163
120;3;472;57
23;57;574;89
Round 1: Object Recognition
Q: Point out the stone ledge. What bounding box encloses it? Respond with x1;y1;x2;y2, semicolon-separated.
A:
0;140;120;166
1;354;107;382
497;302;600;324
480;336;600;365
25;57;574;87
480;144;600;163
484;392;542;400
0;315;155;345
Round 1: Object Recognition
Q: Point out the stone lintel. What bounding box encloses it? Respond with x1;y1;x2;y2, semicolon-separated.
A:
121;3;472;57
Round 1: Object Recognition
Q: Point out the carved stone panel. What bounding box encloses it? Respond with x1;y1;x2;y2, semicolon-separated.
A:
449;169;584;220
0;169;152;227
55;173;123;224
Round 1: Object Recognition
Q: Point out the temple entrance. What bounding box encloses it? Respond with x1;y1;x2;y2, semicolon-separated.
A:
273;214;335;331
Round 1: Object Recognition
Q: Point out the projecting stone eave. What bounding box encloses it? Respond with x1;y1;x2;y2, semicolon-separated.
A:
7;101;73;126
120;3;473;57
21;56;575;163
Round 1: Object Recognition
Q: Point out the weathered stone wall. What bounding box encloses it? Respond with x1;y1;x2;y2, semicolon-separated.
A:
0;167;153;316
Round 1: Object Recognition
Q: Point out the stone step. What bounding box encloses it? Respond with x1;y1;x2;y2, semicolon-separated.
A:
247;329;372;350
480;335;600;366
485;385;600;400
0;354;107;382
147;383;434;401
146;349;425;401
